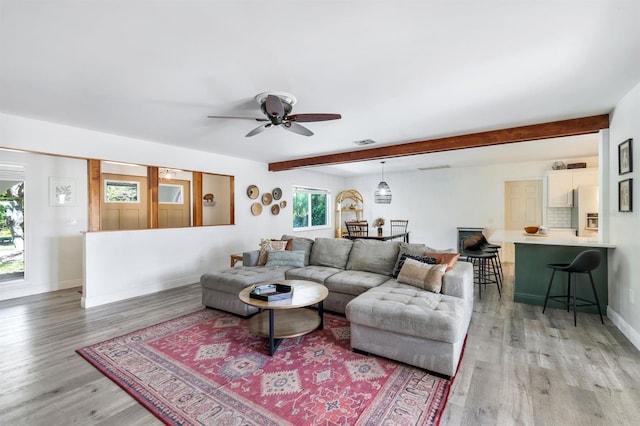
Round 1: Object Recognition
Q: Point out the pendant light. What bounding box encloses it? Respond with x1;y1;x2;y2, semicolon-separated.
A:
160;168;175;180
374;161;392;204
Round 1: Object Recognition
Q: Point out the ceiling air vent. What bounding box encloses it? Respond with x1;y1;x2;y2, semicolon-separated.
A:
418;165;451;171
353;139;376;146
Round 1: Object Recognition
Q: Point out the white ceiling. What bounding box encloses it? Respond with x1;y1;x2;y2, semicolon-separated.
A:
1;1;639;176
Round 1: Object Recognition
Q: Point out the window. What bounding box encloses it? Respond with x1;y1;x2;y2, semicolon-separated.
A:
104;180;140;203
293;186;331;230
159;183;184;204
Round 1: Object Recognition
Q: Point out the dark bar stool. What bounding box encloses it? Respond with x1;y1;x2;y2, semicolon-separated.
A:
542;249;604;326
479;234;503;286
463;250;502;299
461;234;501;299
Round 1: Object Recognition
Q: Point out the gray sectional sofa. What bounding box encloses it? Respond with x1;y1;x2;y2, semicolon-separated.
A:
200;235;473;376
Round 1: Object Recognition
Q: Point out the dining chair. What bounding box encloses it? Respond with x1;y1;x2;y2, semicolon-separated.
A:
389;219;409;240
345;221;369;237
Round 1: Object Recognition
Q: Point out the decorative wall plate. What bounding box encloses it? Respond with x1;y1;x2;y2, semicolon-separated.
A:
247;185;259;199
272;187;282;200
262;192;273;205
251;202;262;216
271;204;280;215
279;200;287;208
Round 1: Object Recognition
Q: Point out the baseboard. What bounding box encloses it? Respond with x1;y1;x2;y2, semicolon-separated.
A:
58;278;82;290
0;277;83;301
607;306;640;351
81;275;199;308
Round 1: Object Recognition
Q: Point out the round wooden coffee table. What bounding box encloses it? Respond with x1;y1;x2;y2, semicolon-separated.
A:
239;280;329;355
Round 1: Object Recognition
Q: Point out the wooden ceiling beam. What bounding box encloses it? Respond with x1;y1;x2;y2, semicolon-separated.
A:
268;114;610;172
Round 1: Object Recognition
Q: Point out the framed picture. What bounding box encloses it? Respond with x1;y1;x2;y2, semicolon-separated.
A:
618;138;633;175
619;178;632;212
49;177;77;206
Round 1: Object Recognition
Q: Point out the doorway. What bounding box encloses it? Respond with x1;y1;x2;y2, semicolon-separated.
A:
0;179;25;282
159;180;191;228
503;179;543;262
100;173;148;230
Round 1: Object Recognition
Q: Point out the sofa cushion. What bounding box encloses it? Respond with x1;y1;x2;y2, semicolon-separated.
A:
281;234;315;266
200;266;291;294
346;282;467;343
285;265;342;283
346;239;400;276
391;253;437;278
423;252;460;271
265;250;305;267
325;270;392;297
398;242;428;256
397;258;447;293
309;238;353;269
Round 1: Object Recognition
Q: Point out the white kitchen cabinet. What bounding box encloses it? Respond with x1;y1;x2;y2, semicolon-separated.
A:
547;170;574;207
546;168;599;208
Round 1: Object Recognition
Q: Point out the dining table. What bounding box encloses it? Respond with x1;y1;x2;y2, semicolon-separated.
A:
343;232;410;243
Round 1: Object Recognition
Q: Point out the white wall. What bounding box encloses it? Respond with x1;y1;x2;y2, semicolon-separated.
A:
0;149;87;300
607;80;640;349
0;113;344;306
343;158;594;250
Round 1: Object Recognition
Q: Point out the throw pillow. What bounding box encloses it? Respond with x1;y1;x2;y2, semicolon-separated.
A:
392;243;429;276
258;239;288;265
272;238;293;251
265;250;305;268
397;258;447;293
423;252;460;271
392;253;437;278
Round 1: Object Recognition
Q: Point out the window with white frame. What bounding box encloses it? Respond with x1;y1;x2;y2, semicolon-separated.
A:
104;180;140;203
292;186;331;230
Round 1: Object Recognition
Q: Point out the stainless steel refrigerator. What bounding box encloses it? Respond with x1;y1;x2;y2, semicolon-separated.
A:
571;185;599;237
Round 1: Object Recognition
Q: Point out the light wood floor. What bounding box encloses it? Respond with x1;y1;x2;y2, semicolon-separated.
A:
1;264;638;425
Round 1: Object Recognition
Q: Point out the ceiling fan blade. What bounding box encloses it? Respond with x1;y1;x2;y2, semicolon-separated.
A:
265;95;285;118
283;122;313;136
208;115;268;121
246;123;271;137
287;113;342;122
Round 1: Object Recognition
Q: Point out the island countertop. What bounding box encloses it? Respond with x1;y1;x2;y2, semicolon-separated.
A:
488;229;616;249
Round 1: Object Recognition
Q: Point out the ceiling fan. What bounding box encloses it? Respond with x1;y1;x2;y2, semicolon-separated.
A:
208;92;341;137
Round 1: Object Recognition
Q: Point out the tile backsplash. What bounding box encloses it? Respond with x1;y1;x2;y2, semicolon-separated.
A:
546;207;572;228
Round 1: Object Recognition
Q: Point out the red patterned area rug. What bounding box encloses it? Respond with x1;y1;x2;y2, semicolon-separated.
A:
77;309;451;425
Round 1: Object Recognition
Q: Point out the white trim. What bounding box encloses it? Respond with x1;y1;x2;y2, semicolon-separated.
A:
292;186;332;231
607;306;640;351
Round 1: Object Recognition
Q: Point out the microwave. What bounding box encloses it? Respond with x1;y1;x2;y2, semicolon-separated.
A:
585;213;598;230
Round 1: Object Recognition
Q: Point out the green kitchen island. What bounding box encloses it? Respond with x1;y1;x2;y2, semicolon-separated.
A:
490;230;615;314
